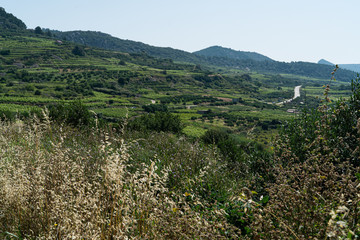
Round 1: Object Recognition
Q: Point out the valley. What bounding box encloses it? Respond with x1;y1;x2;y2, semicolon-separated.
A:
1;6;360;239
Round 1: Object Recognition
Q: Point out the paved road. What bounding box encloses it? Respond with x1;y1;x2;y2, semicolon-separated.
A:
276;85;302;105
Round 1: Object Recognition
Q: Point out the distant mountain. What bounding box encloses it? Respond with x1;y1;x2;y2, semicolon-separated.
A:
318;59;360;73
340;64;360;73
0;7;26;31
193;46;273;62
53;30;356;81
318;59;334;66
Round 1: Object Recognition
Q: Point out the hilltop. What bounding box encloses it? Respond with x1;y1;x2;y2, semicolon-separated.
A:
193;45;273;62
0;7;26;31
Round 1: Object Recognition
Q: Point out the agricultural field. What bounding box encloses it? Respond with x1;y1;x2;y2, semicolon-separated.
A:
0;32;353;145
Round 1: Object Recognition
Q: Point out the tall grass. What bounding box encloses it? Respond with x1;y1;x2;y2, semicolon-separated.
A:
0;113;239;239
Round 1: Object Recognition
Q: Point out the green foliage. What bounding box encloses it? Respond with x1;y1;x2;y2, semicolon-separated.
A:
142;104;168;113
0;49;10;55
34;26;43;35
127;112;183;133
72;45;85;56
0;105;42;121
194;45;273;62
249;76;360;239
202;128;230;145
279;75;360;165
0;7;27;30
48;100;94;127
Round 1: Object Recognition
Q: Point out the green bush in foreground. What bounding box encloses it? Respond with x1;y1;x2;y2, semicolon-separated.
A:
249;76;360;239
127;112;183;133
48;100;94;127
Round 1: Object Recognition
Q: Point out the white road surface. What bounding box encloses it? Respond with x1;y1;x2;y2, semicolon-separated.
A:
276;85;302;105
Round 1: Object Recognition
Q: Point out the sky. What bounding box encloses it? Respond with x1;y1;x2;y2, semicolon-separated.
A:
1;0;360;64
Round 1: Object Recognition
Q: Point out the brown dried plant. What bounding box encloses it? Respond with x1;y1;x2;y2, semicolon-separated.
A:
0;113;238;239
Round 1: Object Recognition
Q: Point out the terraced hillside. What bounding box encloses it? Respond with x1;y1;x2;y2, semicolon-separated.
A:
0;29;354;144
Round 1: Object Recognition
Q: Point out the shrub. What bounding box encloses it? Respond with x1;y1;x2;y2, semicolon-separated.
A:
72;45;85;56
142;104;168;113
48;100;94;127
250;76;360;239
0;49;10;55
127;112;183;133
202;128;230;145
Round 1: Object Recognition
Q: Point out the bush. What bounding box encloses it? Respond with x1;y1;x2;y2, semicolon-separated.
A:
72;46;85;56
142;104;168;113
202;128;230;145
48;100;94;127
0;49;10;55
127;112;183;133
250;76;360;239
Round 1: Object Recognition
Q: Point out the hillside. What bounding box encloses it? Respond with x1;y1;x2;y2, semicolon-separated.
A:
0;7;355;142
1;8;360;239
193;45;273;62
318;58;360;73
0;7;26;31
52;30;357;82
52;30;202;63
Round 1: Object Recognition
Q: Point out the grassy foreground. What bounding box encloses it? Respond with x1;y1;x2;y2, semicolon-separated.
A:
0;114;244;239
1;78;360;239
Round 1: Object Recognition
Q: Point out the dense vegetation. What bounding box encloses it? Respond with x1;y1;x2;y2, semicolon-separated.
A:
1;75;359;239
0;7;26;31
0;7;359;239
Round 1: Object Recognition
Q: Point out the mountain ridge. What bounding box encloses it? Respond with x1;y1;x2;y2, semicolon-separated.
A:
51;30;356;81
193;45;273;62
0;7;356;82
318;59;360;73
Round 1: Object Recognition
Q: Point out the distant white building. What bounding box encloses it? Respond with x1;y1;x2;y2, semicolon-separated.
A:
286;109;299;113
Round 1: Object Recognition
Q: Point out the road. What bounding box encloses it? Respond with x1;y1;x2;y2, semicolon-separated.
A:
276;85;302;105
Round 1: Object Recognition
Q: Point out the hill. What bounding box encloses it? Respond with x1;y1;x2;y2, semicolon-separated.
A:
52;30;356;82
193;45;273;62
318;58;360;73
51;30;201;63
0;7;26;31
318;59;333;66
340;64;360;73
0;7;355;141
1;8;360;240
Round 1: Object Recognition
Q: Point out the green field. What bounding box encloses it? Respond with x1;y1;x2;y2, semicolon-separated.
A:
0;32;353;144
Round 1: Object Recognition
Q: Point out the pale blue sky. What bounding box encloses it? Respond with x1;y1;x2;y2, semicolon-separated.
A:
2;0;359;63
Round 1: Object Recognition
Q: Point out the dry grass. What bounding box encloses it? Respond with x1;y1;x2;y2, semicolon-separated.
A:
0;114;238;239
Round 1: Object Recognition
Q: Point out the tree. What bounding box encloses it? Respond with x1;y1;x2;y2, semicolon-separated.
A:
34;26;43;35
72;46;85;56
45;30;52;37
